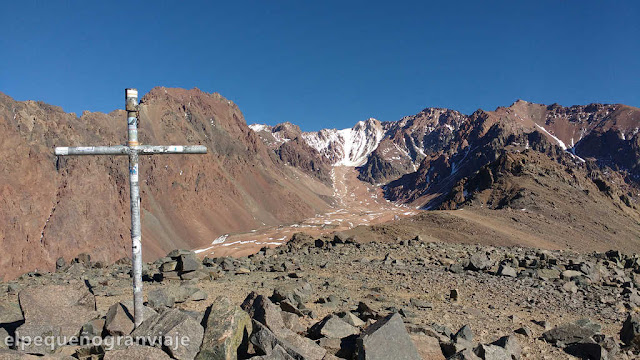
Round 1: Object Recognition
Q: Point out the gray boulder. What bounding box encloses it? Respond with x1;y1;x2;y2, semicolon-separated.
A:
0;302;23;325
621;313;640;349
564;342;608;360
177;254;202;273
542;323;596;346
497;265;517;277
131;309;204;360
467;253;493;271
196;296;252;360
356;313;421;360
491;335;521;360
15;284;97;354
104;303;135;336
250;321;326;360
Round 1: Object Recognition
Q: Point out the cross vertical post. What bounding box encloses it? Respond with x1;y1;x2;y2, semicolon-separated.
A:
54;88;207;327
125;88;144;327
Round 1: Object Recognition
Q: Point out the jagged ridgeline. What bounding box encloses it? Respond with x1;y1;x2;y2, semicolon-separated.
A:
1;87;640;279
253;101;640;209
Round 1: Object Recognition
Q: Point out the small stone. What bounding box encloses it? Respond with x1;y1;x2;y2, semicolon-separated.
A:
498;265;517;277
160;261;177;272
340;312;366;327
167;249;196;258
236;267;251;274
309;315;359;339
409;298;433;309
448;348;481;360
189;290;208;302
80;318;106;339
562;270;584;280
56;257;66;270
177;254;202;272
474;344;511;360
250;320;326;360
562;281;578;293
282;312;306;334
450;289;459;302
515;327;532;337
454;325;473;342
180;270;208;281
536;269;561;280
492;335;521;360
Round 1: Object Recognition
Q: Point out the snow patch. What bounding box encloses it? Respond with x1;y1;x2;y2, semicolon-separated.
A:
535;124;567;150
212;234;228;245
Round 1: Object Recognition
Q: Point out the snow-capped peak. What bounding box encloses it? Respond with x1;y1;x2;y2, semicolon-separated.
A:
302;118;384;166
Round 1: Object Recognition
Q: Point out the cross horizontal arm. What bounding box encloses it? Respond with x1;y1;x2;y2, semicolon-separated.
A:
54;145;208;156
136;145;207;155
55;146;129;156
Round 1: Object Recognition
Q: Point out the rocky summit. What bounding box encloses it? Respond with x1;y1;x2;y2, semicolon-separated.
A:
1;234;640;359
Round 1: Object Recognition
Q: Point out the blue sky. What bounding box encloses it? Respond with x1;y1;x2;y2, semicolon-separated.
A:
1;1;638;131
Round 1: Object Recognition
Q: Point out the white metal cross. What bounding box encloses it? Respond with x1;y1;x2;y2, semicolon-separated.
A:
54;88;207;327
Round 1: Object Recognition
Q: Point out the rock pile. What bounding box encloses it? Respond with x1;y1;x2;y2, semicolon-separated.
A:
1;237;640;359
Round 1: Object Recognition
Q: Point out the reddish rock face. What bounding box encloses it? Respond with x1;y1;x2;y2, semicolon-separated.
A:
382;101;640;208
0;88;331;280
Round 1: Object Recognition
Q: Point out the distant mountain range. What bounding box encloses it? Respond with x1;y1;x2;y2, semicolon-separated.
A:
252;100;640;209
1;86;639;279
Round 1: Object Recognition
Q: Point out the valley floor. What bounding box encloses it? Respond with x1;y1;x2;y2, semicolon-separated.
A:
193;166;419;257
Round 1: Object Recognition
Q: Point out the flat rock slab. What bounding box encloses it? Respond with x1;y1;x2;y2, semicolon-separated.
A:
410;334;445;360
357;313;421;360
18;284;96;324
103;345;172;360
0;302;23;325
542;323;596;346
15;284;97;354
250;321;326;360
0;349;42;359
131;309;203;360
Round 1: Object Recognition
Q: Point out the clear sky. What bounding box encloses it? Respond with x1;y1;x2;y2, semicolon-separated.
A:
1;1;638;131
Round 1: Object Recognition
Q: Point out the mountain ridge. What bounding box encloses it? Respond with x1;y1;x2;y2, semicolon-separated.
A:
0;87;332;279
251;100;640;209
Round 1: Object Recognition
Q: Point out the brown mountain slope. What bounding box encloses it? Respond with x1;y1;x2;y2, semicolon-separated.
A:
0;88;331;279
